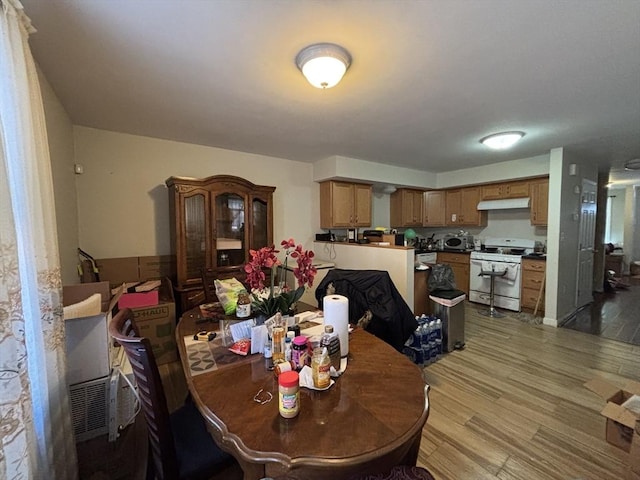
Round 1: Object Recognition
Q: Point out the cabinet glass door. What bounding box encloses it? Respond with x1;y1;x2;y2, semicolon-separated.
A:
215;193;245;266
251;197;269;250
184;194;207;281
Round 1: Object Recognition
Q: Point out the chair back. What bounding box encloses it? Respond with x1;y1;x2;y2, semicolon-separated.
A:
108;308;179;480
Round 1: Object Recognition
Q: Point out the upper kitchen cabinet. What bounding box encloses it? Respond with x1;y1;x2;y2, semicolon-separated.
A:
424;191;446;226
390;188;424;227
166;175;275;308
320;181;372;228
530;177;549;226
480;180;530;200
445;186;487;226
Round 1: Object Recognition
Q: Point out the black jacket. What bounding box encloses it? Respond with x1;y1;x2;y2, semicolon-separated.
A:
315;269;418;352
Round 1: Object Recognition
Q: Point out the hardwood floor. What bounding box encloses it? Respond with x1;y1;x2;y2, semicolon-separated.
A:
418;305;639;480
79;304;640;479
562;276;640;345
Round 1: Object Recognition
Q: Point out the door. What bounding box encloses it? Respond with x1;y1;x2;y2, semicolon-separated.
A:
576;179;597;309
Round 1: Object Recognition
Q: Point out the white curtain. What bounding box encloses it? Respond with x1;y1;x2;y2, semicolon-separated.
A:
0;1;78;478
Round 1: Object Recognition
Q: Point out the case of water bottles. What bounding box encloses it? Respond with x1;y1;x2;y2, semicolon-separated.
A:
403;314;442;366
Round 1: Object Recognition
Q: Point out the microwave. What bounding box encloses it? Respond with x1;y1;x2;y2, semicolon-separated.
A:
443;234;474;251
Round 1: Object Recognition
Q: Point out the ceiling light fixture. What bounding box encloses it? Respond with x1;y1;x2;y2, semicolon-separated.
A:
296;43;351;89
624;158;640;170
480;131;525;150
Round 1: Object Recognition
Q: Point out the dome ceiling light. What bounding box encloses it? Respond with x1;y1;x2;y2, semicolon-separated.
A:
480;131;526;150
624;158;640;170
296;43;351;89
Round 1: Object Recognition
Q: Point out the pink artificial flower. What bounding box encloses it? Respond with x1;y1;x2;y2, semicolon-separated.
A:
244;245;279;290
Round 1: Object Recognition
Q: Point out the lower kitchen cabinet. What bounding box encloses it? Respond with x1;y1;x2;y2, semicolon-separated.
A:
436;251;470;295
521;258;545;314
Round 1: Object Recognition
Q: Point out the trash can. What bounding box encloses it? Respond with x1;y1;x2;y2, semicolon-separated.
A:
430;289;466;352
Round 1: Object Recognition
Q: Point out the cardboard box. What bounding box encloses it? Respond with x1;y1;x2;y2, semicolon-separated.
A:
118;290;159;309
93;255;176;287
128;278;177;365
631;420;640;475
585;378;640;453
63;282;119;385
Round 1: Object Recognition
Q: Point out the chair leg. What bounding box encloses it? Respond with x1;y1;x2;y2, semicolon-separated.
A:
145;441;155;480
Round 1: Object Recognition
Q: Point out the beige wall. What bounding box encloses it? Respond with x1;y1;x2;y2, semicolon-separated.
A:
39;66;78;284
72;127;318;259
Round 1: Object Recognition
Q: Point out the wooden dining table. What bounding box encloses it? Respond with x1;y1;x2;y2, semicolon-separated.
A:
176;306;430;480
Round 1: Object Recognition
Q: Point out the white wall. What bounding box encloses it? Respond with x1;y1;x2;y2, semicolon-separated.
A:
544;149;598;326
436;155;550;189
314;155;437;188
73;127;317;259
39;66;78;284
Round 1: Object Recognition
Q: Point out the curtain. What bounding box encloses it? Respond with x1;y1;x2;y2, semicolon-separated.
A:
0;1;78;478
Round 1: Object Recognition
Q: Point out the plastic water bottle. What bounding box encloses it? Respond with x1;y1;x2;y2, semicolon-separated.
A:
434;318;442;341
421;342;431;366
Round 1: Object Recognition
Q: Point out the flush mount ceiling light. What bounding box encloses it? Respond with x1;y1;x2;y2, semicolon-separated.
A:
624;158;640;170
296;43;351;89
480;131;525;150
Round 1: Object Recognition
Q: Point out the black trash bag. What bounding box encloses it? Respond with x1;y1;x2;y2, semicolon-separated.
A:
428;264;457;292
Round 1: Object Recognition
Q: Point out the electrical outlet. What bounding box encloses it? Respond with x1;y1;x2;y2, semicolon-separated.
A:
74;164;84;174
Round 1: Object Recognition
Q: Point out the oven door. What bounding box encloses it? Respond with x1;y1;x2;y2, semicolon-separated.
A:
469;259;522;305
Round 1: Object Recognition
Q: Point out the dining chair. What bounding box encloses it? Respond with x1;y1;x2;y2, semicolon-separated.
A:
108;308;240;480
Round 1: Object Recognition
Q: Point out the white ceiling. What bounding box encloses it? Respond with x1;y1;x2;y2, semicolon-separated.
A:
21;0;640;186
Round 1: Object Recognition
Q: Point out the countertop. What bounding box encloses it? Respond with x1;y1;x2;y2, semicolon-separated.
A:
522;253;546;261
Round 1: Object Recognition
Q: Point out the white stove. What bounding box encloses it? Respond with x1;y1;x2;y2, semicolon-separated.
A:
469;237;535;312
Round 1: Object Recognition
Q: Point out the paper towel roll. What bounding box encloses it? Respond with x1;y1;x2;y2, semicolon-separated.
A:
323;294;349;357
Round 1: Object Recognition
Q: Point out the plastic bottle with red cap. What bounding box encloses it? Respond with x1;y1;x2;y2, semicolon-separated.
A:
278;370;300;418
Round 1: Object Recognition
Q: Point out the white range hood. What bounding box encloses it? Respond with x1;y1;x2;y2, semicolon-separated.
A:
477;197;530;210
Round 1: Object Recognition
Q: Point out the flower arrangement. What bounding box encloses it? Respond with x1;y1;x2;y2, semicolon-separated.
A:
244;239;317;317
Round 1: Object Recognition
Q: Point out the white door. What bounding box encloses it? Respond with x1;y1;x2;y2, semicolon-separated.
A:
576;179;597;309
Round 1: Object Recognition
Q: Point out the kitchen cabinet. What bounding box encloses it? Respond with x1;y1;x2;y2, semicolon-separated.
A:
530;178;549;226
166;175;275;311
445;186;487;227
480;180;530;200
390;188;424;227
320;181;372;229
436;251;470;295
521;258;545;314
424;191;446;226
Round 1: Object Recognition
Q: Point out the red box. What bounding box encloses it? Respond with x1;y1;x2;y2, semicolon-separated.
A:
118;290;159;309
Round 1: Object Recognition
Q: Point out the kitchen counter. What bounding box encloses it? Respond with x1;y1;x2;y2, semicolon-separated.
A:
313;241;415;310
315;241;413;250
522;253;546;261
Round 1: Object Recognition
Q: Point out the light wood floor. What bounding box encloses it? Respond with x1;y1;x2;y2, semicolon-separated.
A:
418;305;640;480
563;277;640;345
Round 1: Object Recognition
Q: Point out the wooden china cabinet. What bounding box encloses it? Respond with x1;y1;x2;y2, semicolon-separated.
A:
166;175;275;311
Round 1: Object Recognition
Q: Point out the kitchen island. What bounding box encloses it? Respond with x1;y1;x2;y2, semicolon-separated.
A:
314;241;415;310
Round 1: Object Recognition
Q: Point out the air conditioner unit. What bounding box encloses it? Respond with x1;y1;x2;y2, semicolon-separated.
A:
108;346;139;442
69;376;109;442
